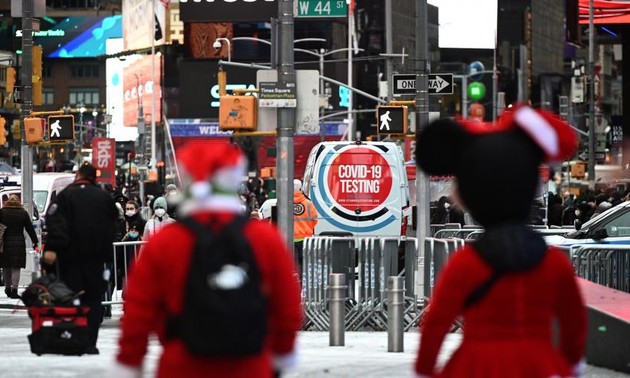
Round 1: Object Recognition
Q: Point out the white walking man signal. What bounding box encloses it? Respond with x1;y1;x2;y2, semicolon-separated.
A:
50;120;61;138
379;110;392;131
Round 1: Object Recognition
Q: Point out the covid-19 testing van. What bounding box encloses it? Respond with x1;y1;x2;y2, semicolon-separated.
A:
301;141;412;238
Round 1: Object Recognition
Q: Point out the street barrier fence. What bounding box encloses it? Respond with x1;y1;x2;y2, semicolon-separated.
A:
103;240;146;305
571;245;630;294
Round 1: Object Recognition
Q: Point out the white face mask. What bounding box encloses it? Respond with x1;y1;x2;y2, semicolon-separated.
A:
575;210;581;216
444;203;451;209
125;210;136;217
154;209;166;217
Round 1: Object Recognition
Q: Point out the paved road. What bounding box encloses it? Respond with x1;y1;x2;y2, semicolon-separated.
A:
0;305;627;378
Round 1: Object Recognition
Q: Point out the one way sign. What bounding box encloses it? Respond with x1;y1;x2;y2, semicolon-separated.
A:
392;73;454;96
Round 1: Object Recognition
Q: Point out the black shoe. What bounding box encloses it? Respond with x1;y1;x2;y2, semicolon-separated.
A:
8;288;19;299
4;286;9;297
103;306;112;319
85;346;100;355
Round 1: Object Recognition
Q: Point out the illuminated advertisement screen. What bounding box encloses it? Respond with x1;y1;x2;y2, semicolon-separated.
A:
25;16;123;58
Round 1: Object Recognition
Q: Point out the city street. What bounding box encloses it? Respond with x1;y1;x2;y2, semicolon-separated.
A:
0;299;627;377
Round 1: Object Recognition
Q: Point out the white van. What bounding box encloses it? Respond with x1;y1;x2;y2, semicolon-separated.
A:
302;141;412;238
8;172;76;216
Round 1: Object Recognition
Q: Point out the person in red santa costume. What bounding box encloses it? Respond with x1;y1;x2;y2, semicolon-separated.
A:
414;105;587;378
111;142;303;378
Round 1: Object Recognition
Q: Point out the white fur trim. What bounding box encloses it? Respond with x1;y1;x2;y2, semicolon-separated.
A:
213;160;246;191
514;106;559;157
189;182;211;199
573;358;586;377
108;362;142;378
178;195;246;216
273;351;298;371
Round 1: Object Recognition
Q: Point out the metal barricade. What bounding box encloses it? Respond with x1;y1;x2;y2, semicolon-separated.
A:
103;240;146;305
571;244;630;293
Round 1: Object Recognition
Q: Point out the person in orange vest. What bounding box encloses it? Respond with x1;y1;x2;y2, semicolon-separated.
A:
293;179;317;277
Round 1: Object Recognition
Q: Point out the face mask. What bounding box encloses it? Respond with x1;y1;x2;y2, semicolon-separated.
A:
154;209;166;217
575;210;581;216
125;210;136;217
128;232;139;239
444;203;451;209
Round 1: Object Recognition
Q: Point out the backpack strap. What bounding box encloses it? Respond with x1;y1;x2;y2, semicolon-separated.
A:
463;270;502;309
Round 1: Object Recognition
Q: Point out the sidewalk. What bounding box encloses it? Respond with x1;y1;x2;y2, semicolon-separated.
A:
0;291;627;377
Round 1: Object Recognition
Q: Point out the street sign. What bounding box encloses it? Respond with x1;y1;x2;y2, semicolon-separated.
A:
47;115;75;141
295;0;347;18
376;105;408;135
392;73;454;96
258;82;297;108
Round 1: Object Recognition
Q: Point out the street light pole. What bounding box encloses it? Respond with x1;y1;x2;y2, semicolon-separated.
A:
588;0;596;188
150;0;156;170
20;0;35;218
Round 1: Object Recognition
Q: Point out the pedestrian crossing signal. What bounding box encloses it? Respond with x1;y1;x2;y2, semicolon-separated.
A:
376;105;408;136
47;115;75;142
25;117;45;144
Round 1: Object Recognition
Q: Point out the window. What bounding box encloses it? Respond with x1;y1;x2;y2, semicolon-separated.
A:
69;87;99;105
43;88;55;105
70;64;99;78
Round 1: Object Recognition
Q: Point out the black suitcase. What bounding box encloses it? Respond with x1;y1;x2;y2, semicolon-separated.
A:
27;306;91;356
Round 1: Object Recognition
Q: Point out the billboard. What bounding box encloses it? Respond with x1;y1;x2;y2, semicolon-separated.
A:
16;16;122;58
178;60;257;119
123;0;167;51
123;54;163;127
106;39;139;141
427;0;497;49
180;0;277;22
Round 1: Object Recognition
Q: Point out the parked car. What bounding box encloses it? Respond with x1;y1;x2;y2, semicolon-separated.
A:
545;201;630;248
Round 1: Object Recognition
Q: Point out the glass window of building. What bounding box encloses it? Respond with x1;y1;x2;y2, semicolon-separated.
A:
43;88;55;105
69;87;99;105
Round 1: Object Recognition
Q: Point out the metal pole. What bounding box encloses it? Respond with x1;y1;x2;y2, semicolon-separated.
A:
461;75;468;119
319;50;326;142
20;0;35;220
416;0;431;297
492;30;498;121
329;273;347;346
387;276;404;352
276;0;295;251
587;0;596;189
385;0;393;102
150;0;157;168
347;3;354;141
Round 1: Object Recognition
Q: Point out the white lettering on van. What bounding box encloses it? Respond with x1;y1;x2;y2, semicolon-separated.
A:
340;179;380;193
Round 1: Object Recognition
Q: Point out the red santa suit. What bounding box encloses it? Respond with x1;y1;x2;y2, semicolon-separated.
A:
415;243;586;377
113;142;302;378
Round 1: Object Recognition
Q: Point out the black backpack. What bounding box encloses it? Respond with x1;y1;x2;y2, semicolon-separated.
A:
166;215;267;357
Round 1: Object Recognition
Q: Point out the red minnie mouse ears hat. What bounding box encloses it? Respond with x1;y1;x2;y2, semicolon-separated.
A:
495;105;577;162
177;142;247;199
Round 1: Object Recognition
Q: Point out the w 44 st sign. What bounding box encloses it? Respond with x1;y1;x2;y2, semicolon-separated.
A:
295;0;347;18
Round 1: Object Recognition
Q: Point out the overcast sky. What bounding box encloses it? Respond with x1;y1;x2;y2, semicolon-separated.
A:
428;0;498;49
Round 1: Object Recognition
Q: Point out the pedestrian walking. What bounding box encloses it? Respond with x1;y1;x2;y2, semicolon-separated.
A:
112;142;302;378
293;179;317;274
142;196;175;240
164;183;180;220
414;106;587;377
0;195;39;299
42;163;119;355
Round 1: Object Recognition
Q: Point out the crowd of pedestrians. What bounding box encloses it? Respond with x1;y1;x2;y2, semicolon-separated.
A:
547;186;629;227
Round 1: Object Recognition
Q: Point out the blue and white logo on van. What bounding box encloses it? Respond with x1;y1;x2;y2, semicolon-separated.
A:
312;146;397;233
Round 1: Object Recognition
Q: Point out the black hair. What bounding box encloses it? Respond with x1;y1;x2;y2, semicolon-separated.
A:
78;162;97;182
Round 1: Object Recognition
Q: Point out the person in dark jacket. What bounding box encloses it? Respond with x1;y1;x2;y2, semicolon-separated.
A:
42;163;119;354
0;195;38;299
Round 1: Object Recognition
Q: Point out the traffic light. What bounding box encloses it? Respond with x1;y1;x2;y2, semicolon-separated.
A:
25;117;45;144
219;96;257;131
0;116;6;145
32;45;43;106
6;67;15;94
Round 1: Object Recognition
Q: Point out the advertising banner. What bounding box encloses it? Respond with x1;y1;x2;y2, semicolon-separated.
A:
178;60;256;119
180;0;277;22
92;138;116;186
123;54;163;127
123;0;167;50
